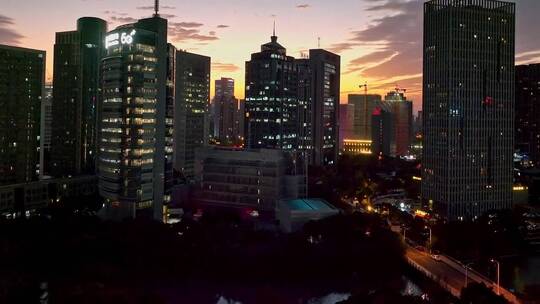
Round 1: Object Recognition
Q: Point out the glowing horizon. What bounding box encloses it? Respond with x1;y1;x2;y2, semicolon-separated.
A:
1;0;539;113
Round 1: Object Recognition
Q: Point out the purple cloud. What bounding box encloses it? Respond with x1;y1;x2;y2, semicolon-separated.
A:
0;15;24;44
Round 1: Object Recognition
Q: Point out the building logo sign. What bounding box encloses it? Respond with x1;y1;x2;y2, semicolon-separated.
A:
105;30;137;49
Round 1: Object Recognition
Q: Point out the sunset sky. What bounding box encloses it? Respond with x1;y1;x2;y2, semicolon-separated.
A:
2;0;539;112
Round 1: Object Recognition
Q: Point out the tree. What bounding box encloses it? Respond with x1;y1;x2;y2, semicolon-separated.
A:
460;283;508;304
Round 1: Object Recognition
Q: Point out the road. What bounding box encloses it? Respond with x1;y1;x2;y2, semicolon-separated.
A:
406;248;467;291
406;247;521;303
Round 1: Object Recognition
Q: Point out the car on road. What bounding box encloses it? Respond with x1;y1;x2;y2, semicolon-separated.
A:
415;246;427;252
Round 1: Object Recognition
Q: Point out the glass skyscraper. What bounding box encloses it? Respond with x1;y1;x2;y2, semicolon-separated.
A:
98;14;169;220
51;17;106;177
173;50;210;180
422;0;515;220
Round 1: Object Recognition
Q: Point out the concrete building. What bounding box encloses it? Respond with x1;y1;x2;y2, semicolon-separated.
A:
516;64;540;167
339;104;355;149
174;51;211;179
0;175;99;218
422;0;515;220
348;94;382;140
245;30;298;151
342;139;372;155
0;45;45;186
98;12;169;220
194;147;305;215
50;17;107;178
277;198;339;233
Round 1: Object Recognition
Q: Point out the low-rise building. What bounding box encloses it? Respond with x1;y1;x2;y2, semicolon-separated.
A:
0;175;99;218
194;147;305;216
276;198;339;233
342;139;372;155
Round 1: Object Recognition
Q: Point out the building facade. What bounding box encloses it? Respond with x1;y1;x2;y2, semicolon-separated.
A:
339;104;355;149
245;32;298;151
422;0;515;220
194;147;305;215
40;84;53;178
306;49;340;166
382;90;413;156
50;17;107;177
173;51;210;180
213;77;239;145
371;106;394;157
516;64;540;166
348;94;382;141
98;15;169;220
0;45;45;186
342;139;372;155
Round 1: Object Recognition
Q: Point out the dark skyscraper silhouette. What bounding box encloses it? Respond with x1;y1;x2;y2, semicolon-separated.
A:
0;45;45;185
296;49;340;166
245;28;298;150
422;0;515;220
50;17;106;177
173;50;210;180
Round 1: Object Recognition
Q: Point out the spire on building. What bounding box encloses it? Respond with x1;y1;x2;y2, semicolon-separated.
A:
271;20;277;42
154;0;160;16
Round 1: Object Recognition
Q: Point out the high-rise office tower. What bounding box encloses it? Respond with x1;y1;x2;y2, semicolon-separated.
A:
245;30;298;150
174;51;210;180
339;104;355;149
422;0;515;220
305;49;340;166
0;45;45;186
516;64;540;166
40;84;53;178
164;44;176;203
213;77;238;144
98;12;169;220
382;90;413;156
296;58;313;154
348;94;382;140
50;17;107;177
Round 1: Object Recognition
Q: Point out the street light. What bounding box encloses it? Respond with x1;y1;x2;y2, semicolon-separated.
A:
402;225;407;242
490;259;500;295
425;226;432;253
464;262;474;287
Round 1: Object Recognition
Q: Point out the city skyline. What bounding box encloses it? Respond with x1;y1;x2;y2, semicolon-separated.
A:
2;0;539;112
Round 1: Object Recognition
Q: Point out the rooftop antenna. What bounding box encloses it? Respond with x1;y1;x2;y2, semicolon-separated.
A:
154;0;159;16
318;37;320;48
271;19;277;42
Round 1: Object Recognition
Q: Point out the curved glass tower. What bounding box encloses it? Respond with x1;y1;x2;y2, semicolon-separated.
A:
50;17;106;177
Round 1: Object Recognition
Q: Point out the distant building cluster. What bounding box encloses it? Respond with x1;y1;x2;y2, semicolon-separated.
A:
0;0;537;222
0;6;342;223
340;89;413;158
